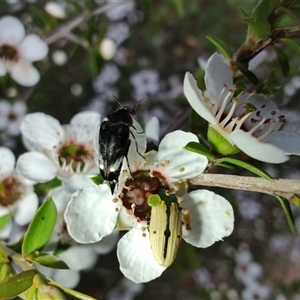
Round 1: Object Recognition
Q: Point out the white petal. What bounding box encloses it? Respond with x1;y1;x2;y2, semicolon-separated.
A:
158;131;208;178
62;174;96;194
268;130;300;156
117;228;166;283
205;53;233;102
53;269;80;289
51;187;71;213
14;192;38;225
0;16;25;44
182;190;234;248
17;152;58;182
183;72;216;124
230;130;289;163
0;147;15;177
64;184;120;243
70;111;101;143
58;245;97;270
92;229;119;255
145;116;159;143
21;113;64;151
19;34;49;62
9;60;40;87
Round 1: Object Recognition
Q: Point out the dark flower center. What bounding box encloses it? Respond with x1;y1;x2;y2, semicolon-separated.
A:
120;170;170;221
0;44;19;62
0;176;25;207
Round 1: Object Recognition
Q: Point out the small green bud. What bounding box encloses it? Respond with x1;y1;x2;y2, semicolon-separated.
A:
207;125;240;155
36;284;67;300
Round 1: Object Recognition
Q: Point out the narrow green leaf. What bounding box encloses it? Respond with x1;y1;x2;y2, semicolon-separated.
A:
25;284;37;300
217;157;273;180
214;162;235;169
0;270;37;298
0;244;9;263
22;198;57;256
276;196;297;235
273;44;290;76
206;36;232;58
49;281;97;300
90;174;104;185
0;213;11;231
30;252;69;269
251;0;273;21
184;141;216;161
281;38;300;56
234;61;260;85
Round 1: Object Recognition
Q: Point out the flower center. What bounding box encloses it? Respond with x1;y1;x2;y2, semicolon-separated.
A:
57;142;94;173
120;170;171;221
0;176;25;207
0;44;19;62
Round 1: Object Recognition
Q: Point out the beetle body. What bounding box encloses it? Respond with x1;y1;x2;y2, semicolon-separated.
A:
148;192;182;267
97;105;137;190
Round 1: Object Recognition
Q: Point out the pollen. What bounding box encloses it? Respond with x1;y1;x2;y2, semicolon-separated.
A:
164;160;170;165
158;162;165;168
177;197;183;204
132;160;137;166
177;178;184;184
112;198;119;203
224;227;229;231
179;167;185;172
141;158;147;164
142;233;146;237
115;208;119;212
225;210;231;216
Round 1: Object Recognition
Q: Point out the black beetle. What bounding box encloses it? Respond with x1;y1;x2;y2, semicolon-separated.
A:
97;100;143;191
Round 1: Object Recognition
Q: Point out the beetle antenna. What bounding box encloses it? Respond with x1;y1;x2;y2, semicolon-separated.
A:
133;97;145;113
112;95;122;107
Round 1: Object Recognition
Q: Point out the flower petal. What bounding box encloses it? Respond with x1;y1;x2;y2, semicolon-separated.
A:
205;52;233;102
70;111;101;143
158;130;208;178
268;130;300;156
19;34;49;62
92;229;119;255
184;72;216;124
230;129;289;163
64;184;120;243
117;228;166;283
182;189;234;248
14;192;38;225
17;152;58;182
145;116;159;144
0;16;25;44
9;60;40;87
62;174;96;194
53;269;80;289
21;112;64;151
0;147;15;177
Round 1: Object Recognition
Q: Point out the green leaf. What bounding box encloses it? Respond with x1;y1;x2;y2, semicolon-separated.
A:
184;141;216;161
276;196;297;235
217;157;273;180
206;36;232;58
273;44;290;76
30;252;69;269
251;0;274;21
34;177;62;195
49;282;96;300
245;17;271;41
234;61;259;85
281;38;300;56
22;198;57;256
0;270;37;298
0;244;9;263
0;213;11;231
90;174;104;185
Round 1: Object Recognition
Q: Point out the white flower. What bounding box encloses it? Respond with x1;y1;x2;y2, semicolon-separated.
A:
0;99;27;136
184;52;300;163
44;2;66;19
130;69;160;99
0;147;38;240
38;186;119;288
0;16;48;86
107;22;130;46
17;111;100;192
93;63;120;93
241;281;270;300
65;130;234;283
